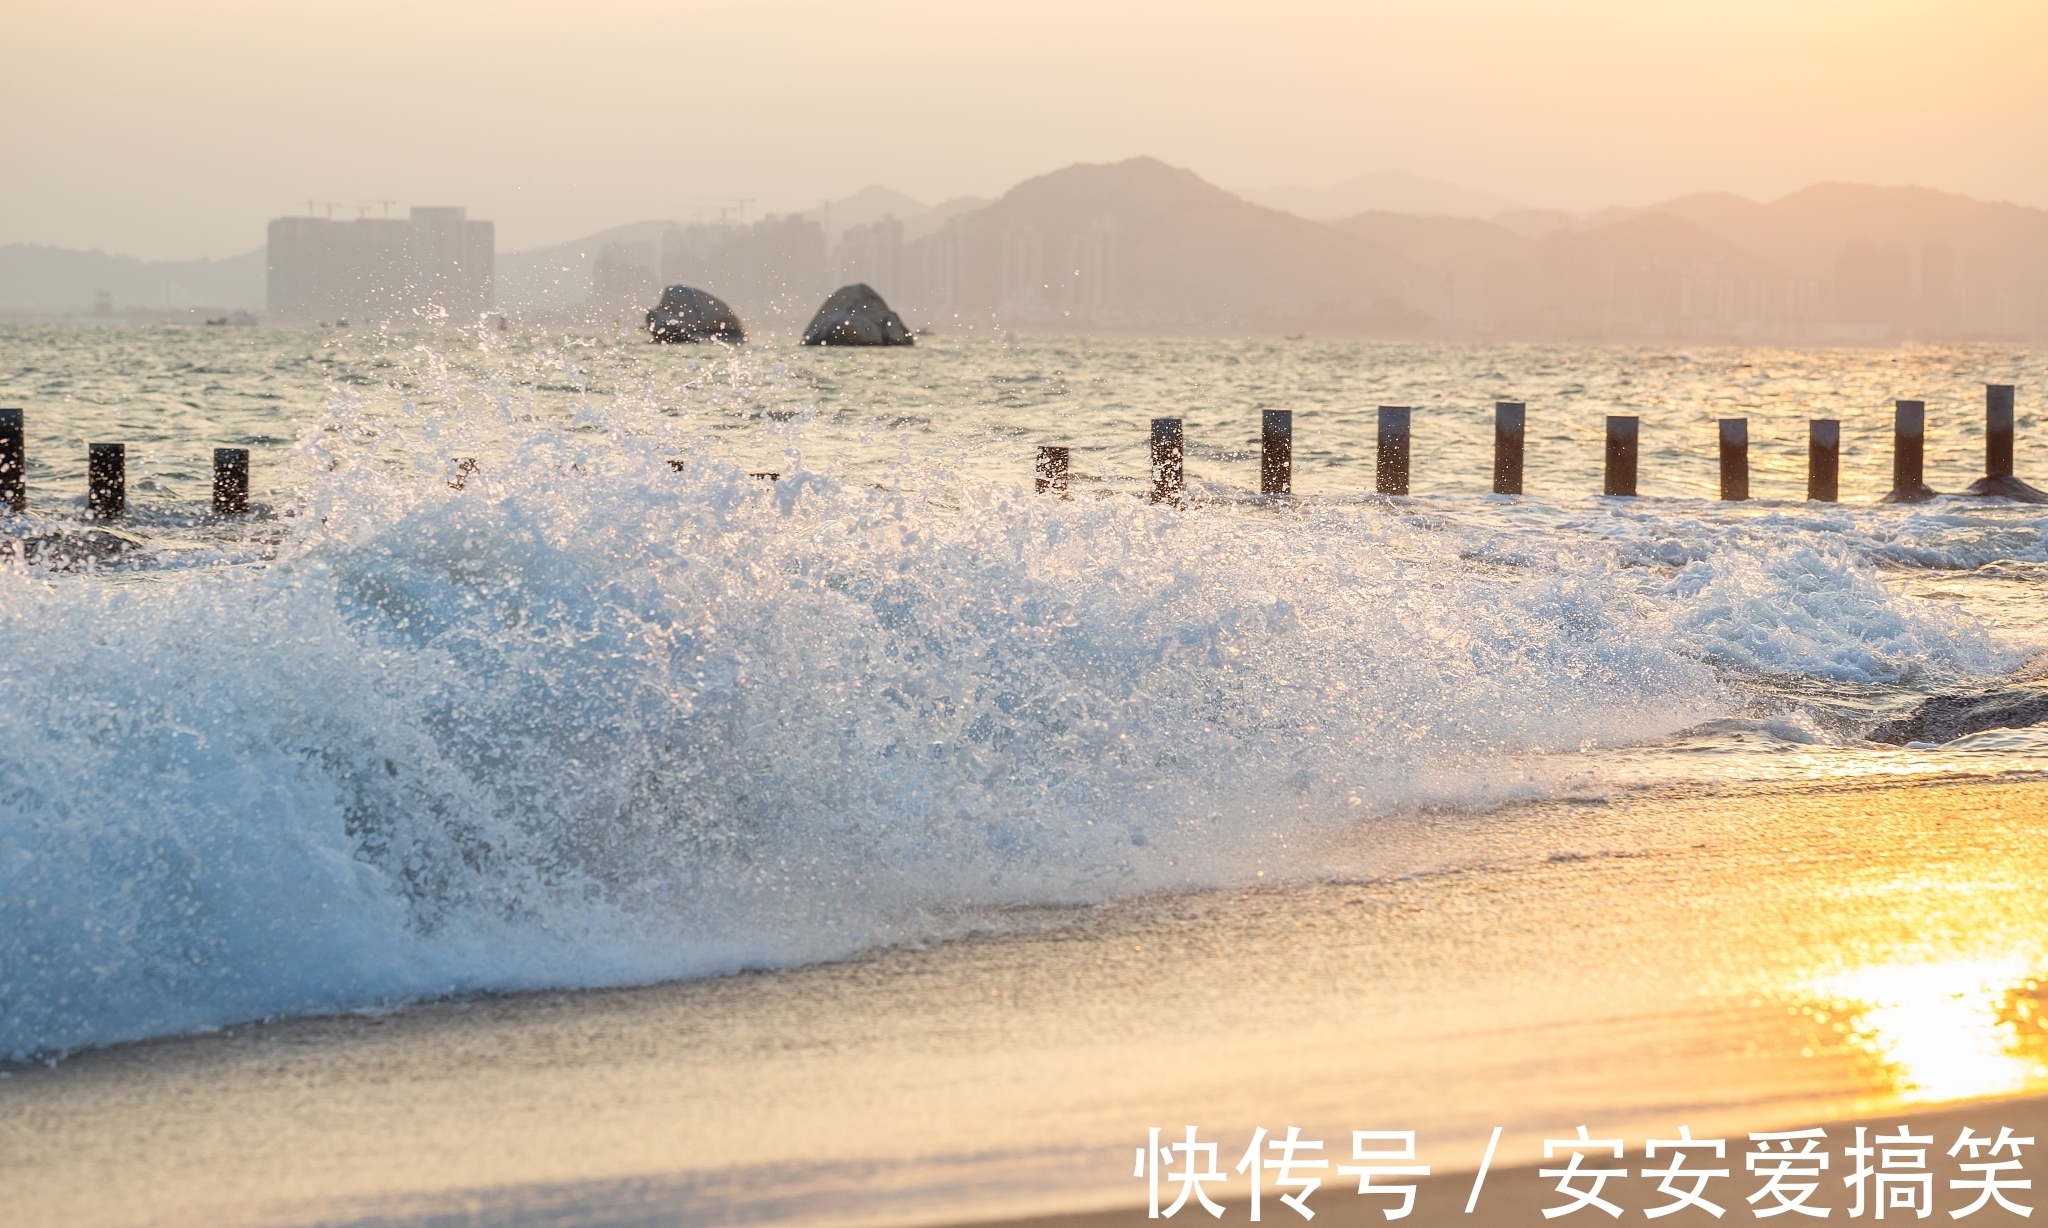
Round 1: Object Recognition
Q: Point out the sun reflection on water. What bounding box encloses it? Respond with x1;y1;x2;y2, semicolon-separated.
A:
1811;956;2048;1102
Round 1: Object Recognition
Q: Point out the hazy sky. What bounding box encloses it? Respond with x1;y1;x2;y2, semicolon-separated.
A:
5;0;2044;260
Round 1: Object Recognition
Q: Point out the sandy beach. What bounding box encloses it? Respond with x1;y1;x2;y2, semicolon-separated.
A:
9;2;2048;1223
984;1093;2048;1228
5;772;2046;1228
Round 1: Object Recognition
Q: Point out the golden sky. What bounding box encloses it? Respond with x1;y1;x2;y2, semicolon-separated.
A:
3;0;2044;257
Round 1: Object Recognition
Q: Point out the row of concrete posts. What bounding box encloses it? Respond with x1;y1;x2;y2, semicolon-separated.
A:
0;410;250;517
1035;384;2042;506
2;387;2035;518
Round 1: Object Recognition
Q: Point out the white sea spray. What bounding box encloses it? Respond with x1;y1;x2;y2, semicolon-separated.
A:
0;401;1739;1058
0;335;2037;1059
1658;541;2006;684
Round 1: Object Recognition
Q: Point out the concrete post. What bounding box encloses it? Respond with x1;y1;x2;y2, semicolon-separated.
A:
1260;410;1291;496
1988;384;2015;478
1375;407;1410;495
1880;400;1937;503
1151;418;1183;506
1808;420;1840;503
212;448;249;514
1719;418;1749;501
1035;445;1070;495
1603;416;1638;497
1493;402;1525;496
0;409;21;513
1965;384;2047;502
88;443;124;519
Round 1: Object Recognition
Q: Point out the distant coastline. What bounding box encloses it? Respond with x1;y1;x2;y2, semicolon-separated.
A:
5;160;2045;346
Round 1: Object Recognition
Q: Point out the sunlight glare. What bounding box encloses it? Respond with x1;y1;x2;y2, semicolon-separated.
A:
1816;955;2048;1102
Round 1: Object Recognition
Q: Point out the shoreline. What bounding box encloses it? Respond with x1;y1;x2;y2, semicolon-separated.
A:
957;1093;2048;1228
6;765;2041;1073
6;773;2048;1228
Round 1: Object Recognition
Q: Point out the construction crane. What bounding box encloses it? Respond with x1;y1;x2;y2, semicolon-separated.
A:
670;197;755;226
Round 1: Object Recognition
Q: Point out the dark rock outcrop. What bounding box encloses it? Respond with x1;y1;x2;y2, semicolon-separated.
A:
1879;482;1940;504
0;528;143;570
1869;684;2048;744
1964;474;2048;504
801;284;913;346
646;286;745;343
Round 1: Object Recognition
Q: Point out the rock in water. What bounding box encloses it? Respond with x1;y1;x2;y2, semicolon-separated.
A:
0;527;145;570
1869;685;2048;745
1964;473;2048;504
801;284;914;346
646;286;746;344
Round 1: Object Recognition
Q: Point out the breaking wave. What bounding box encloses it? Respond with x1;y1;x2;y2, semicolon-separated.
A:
0;378;2021;1059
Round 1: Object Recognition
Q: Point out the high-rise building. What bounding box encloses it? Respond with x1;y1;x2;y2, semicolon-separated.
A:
405;207;494;321
591;240;661;311
266;207;494;323
656;215;827;322
745;215;828;318
833;217;903;302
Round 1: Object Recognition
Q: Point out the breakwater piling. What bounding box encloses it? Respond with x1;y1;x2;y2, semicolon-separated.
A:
1603;416;1638;497
88;444;124;519
1493;402;1525;495
1151;418;1183;506
212;449;250;514
1376;407;1411;496
1719;418;1748;501
1988;383;2015;480
1260;410;1291;496
1808;420;1840;502
1967;384;2047;502
1882;400;1937;504
1035;446;1070;495
1;409;22;513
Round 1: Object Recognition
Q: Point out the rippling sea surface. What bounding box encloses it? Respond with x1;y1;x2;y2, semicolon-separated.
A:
1;322;2044;1061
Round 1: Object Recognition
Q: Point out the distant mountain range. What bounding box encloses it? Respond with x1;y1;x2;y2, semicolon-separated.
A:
889;158;1432;334
0;245;264;317
1239;169;1525;221
1320;181;2048;341
798;186;988;246
875;160;2046;341
5;161;2045;342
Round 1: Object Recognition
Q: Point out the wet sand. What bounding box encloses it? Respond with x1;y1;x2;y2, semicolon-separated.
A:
980;1093;2048;1228
4;774;2047;1228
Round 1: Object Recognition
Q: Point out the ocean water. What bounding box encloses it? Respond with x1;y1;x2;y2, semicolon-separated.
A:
1;322;2045;1061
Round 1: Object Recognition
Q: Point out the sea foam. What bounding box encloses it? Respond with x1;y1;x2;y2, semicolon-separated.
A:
0;384;2015;1059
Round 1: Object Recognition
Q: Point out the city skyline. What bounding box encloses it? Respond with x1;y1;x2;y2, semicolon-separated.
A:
9;158;2047;345
267;206;494;322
